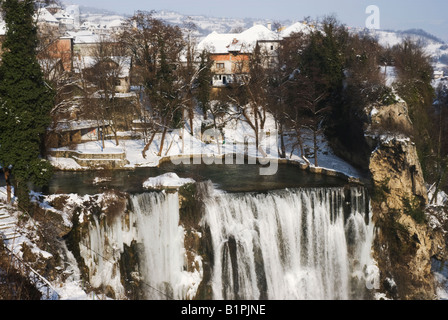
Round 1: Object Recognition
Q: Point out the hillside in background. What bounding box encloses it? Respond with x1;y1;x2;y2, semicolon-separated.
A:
75;4;448;73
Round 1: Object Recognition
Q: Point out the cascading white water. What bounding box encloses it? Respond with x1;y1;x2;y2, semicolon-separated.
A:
202;186;377;300
129;192;202;300
78;183;377;300
79;191;202;300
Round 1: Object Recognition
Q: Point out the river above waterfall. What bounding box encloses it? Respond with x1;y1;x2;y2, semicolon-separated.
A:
45;162;351;195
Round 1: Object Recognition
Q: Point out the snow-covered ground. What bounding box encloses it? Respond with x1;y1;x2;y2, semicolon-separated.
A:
0;187;118;300
49;106;364;180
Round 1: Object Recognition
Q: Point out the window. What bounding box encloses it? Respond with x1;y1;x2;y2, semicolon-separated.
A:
216;63;225;69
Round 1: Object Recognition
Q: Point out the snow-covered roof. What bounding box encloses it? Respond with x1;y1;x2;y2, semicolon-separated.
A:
68;30;102;44
74;56;131;78
281;22;313;38
107;19;126;28
45;3;61;9
54;120;108;132
198;24;278;54
35;8;59;24
54;10;75;21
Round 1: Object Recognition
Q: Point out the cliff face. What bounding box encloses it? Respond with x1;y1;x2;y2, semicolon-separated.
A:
364;102;447;299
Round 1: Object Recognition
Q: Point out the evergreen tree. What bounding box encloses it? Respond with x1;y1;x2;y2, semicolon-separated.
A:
0;0;54;208
393;39;435;180
195;50;212;120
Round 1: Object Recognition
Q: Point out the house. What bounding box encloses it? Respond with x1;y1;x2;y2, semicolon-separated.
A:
74;55;132;94
434;70;444;79
256;40;281;69
48;119;112;148
35;7;59;31
45;3;62;15
65;5;81;28
280;21;314;38
198;24;279;87
38;36;74;73
209;39;251;87
68;30;117;57
54;10;76;30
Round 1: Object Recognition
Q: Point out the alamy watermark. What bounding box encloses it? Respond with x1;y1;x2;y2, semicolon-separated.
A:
366;5;380;30
169;128;279;176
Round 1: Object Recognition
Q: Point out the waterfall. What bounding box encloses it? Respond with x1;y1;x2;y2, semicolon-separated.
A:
201;186;377;300
129;192;202;300
79;191;202;300
77;184;377;300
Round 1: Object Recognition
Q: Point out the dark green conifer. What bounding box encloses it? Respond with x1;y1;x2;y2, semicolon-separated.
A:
0;0;54;208
196;50;212;119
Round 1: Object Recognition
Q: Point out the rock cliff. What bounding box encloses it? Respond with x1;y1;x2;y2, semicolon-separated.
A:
364;102;447;299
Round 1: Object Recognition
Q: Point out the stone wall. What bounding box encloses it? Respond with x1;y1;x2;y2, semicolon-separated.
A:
48;149;129;169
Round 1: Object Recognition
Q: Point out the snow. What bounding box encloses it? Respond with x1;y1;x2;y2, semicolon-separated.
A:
49;103;364;180
143;172;195;189
48;156;84;170
35;8;59;24
428;184;448;207
72;56;131;78
54;120;109;132
432;259;448;300
280;21;313;37
76;140;124;154
67;30;102;44
198;24;278;54
0;186;13;203
3;8;448;301
380;66;398;87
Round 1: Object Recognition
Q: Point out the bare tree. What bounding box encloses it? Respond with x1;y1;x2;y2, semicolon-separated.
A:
267;31;310;160
180;17;199;134
119;11;185;158
84;37;131;146
226;43;269;154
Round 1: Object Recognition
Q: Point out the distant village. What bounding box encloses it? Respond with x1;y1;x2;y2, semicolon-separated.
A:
0;2;323;90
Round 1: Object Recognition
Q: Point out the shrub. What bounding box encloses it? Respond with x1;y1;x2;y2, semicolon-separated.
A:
403;196;426;224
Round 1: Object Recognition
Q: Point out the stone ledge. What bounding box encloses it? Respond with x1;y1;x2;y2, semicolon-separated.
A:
49;149;127;160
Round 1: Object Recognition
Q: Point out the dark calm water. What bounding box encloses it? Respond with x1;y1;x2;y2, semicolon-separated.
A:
42;162;349;195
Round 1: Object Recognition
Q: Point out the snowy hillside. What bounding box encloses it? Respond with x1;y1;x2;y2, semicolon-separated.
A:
74;4;291;39
353;28;448;72
74;3;448;72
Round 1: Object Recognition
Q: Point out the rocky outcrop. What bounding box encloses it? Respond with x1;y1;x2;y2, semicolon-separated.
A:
369;135;428;210
365;102;447;299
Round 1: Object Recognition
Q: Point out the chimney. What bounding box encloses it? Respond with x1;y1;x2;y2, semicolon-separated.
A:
267;22;272;30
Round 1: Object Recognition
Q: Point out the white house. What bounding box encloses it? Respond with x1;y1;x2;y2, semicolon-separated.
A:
434;70;445;79
35;8;59;29
54;10;75;28
65;5;81;28
198;24;280;87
